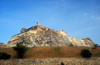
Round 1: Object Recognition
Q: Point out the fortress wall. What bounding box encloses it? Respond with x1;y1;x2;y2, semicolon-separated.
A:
0;43;8;48
0;58;100;65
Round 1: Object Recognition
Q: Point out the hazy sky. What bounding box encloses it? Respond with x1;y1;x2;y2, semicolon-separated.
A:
0;0;100;45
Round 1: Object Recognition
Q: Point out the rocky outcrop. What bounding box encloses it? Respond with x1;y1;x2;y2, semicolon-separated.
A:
5;22;95;47
21;28;27;33
0;43;8;48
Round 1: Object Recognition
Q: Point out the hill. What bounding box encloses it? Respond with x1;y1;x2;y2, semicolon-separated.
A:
0;46;100;59
0;22;94;48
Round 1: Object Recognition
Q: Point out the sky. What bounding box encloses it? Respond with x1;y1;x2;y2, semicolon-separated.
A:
0;0;100;45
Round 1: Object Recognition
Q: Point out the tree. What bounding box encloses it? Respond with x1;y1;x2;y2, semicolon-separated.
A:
0;52;11;59
61;62;64;65
13;42;29;58
81;49;92;58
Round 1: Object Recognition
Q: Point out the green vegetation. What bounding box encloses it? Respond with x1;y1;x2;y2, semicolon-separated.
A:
0;52;11;59
13;42;29;58
91;49;93;52
92;44;98;49
53;48;60;52
0;46;100;59
61;62;64;65
94;52;100;56
76;53;80;56
69;44;73;46
81;49;92;58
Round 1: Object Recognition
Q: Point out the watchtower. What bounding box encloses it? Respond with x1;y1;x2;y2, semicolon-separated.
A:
37;22;39;25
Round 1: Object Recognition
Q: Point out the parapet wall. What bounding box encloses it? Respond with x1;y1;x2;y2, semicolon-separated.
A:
0;58;100;65
0;43;8;48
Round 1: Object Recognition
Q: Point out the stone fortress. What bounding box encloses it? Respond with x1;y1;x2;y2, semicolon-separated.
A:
0;22;95;48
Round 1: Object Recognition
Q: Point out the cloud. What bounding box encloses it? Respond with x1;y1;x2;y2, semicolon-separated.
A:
49;0;68;7
83;13;88;16
91;15;94;19
83;12;100;21
69;26;100;35
92;16;100;21
86;26;100;30
97;17;100;21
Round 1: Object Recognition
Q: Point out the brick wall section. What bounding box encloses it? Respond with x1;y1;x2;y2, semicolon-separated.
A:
0;58;100;65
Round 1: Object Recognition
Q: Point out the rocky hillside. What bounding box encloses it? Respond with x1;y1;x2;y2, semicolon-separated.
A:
3;22;95;47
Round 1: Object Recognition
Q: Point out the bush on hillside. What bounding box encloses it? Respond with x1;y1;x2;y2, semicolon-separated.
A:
0;52;11;59
13;42;29;58
69;44;73;46
94;52;100;56
81;49;92;58
54;48;60;52
61;62;64;65
92;44;98;49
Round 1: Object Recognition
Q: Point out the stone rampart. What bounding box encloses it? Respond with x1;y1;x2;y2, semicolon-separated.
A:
0;43;8;48
0;58;100;65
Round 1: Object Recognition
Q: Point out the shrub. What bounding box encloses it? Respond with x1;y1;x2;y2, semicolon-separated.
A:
92;47;96;49
92;44;98;49
61;62;64;65
76;53;80;56
13;42;29;58
69;44;73;46
54;48;60;52
0;52;11;59
81;49;92;58
94;52;100;56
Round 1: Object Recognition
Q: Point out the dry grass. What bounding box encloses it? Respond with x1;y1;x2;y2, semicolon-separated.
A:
0;46;100;59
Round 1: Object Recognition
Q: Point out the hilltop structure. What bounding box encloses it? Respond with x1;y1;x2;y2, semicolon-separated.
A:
1;22;95;48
